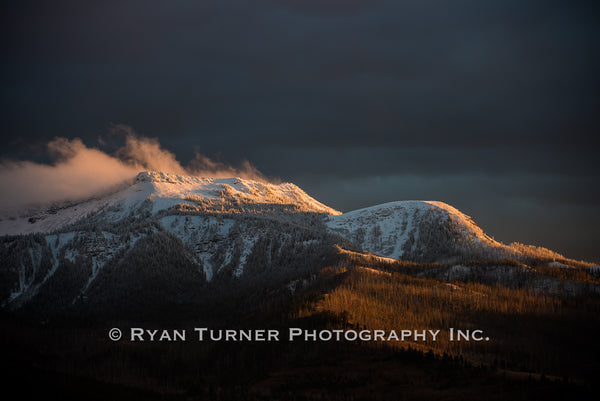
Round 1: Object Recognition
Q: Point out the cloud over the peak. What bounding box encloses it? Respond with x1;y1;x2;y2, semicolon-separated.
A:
0;127;269;211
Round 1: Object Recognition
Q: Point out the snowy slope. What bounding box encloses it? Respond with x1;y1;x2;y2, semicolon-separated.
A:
0;171;340;236
326;201;516;262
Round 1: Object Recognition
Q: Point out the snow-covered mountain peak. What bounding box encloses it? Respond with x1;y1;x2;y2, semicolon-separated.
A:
133;171;340;215
0;171;340;236
326;200;504;261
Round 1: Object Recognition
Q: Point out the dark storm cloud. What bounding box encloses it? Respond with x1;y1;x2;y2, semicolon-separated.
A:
251;146;598;179
1;0;598;260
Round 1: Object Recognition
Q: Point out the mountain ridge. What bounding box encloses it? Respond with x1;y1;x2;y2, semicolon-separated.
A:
0;170;596;318
0;171;340;236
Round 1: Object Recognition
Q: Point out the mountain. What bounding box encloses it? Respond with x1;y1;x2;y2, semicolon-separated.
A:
2;171;599;399
0;171;340;236
0;171;594;319
326;200;516;263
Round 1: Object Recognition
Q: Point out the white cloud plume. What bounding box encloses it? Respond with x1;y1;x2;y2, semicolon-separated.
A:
0;127;269;211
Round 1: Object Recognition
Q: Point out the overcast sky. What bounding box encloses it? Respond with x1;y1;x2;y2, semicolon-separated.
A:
1;1;599;262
